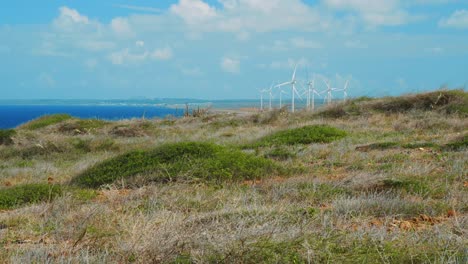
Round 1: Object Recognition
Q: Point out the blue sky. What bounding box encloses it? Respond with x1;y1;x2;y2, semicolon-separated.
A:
1;0;467;99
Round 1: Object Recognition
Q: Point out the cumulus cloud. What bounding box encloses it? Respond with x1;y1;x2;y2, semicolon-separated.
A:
439;9;468;28
109;49;148;65
111;17;134;37
221;57;240;73
170;0;218;25
53;6;90;31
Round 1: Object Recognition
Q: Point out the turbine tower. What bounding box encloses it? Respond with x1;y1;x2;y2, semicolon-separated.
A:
275;64;301;112
306;76;321;111
322;78;340;105
342;80;349;102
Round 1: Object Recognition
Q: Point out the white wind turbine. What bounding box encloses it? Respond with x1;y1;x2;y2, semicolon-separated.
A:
306;76;321;111
268;83;275;110
322;78;340;105
342;80;349;101
275;64;301;112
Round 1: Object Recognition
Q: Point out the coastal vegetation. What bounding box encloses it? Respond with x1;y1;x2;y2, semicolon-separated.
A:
0;89;466;263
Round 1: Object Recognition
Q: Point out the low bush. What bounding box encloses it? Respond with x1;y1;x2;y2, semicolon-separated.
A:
0;184;62;209
264;146;297;160
110;125;145;137
71;142;279;188
0;129;16;145
21;114;72;130
251;125;347;147
58;119;108;135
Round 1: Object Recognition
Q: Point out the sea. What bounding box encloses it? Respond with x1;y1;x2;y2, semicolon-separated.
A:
0;98;322;129
0;99;260;129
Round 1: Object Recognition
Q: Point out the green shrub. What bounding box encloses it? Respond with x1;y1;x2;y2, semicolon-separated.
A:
0;184;62;209
71;142;279;188
22;114;72;130
264;146;296;160
251;125;347;147
0;129;16;145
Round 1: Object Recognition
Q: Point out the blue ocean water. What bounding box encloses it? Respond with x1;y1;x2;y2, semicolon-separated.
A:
0;105;184;129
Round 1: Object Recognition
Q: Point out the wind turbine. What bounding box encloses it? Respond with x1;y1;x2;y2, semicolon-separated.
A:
268;82;275;110
306;76;321;111
275;64;301;112
342;80;349;102
322;78;340;105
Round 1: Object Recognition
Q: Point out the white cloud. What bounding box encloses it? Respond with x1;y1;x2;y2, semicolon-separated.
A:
221;57;240;73
109;46;173;65
135;40;145;47
170;0;218;25
151;47;173;60
111;17;134;37
439;9;468;28
53;6;90;30
109;49;149;65
323;0;412;27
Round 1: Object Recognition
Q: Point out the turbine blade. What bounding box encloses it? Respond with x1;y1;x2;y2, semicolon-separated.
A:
292;64;298;81
275;81;291;88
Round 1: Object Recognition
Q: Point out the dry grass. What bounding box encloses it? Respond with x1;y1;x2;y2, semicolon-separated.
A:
0;91;467;263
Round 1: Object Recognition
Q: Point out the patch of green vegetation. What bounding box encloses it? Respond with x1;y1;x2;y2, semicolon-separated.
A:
70;138;92;152
251;125;347;147
382;178;431;196
0;184;62;209
358;141;439;151
444;134;468;151
22;114;72;130
264;146;297;160
297;182;349;203
236;239;304;263
69;188;98;202
358;141;399;151
72;142;280;188
58;119;109;134
0;129;16;145
316;89;468;118
401;142;438;149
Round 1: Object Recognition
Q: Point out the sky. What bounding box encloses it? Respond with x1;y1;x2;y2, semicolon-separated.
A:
0;0;467;100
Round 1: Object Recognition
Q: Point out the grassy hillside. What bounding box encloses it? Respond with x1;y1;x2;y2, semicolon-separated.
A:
0;89;466;263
